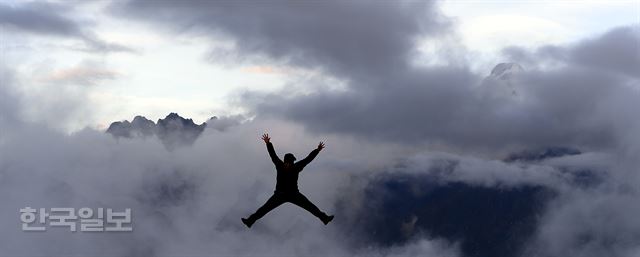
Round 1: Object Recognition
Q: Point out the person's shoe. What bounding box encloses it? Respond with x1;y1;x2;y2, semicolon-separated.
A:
241;218;253;228
322;215;334;225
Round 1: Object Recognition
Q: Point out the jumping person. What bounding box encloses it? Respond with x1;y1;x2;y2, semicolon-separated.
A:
242;133;334;228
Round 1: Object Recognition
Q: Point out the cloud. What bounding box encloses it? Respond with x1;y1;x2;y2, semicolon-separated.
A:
1;76;639;257
0;69;460;255
568;26;640;79
0;2;134;53
115;1;639;154
504;26;640;79
0;67;21;133
0;2;82;38
524;191;640;257
241;26;639;155
41;65;119;86
3;1;640;257
2;65;91;132
103;2;640;256
111;0;450;80
0;107;468;256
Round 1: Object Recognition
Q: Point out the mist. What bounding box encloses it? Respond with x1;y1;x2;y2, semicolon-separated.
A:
2;1;640;256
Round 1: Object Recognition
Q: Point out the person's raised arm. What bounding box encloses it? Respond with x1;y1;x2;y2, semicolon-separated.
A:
297;142;325;168
262;133;282;165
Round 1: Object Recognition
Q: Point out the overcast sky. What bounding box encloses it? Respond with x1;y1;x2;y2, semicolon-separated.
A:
1;0;637;132
1;1;640;257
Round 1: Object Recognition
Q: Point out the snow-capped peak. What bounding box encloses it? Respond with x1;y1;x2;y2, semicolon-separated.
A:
489;62;523;80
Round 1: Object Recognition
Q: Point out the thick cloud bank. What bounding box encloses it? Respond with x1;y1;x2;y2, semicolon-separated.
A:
0;2;131;52
111;0;449;80
1;1;639;256
244;26;639;154
0;104;464;256
113;0;638;154
0;108;633;257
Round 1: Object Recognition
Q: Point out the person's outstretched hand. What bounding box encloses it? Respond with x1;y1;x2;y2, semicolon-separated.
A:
261;133;271;144
317;141;325;151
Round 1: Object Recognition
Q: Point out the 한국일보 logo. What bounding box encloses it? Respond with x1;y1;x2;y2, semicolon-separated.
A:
19;207;132;232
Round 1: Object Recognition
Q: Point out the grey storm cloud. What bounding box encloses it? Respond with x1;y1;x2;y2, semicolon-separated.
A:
568;26;640;79
244;25;639;154
112;0;639;153
0;2;82;37
503;26;640;79
111;0;449;80
0;2;133;53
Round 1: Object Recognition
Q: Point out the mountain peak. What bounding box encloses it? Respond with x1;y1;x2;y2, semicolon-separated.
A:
106;113;244;149
482;62;524;99
107;113;207;150
490;62;523;80
165;112;182;119
132;115;152;122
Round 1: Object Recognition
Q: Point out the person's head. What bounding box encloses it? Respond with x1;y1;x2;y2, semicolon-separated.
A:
283;153;296;164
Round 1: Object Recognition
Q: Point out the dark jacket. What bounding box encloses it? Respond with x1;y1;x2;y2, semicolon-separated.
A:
266;142;319;193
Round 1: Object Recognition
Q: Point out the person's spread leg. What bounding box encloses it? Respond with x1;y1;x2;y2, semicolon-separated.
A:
243;193;286;228
289;192;333;224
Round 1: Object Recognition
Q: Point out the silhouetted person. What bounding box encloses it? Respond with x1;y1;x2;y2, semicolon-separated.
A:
242;133;334;228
